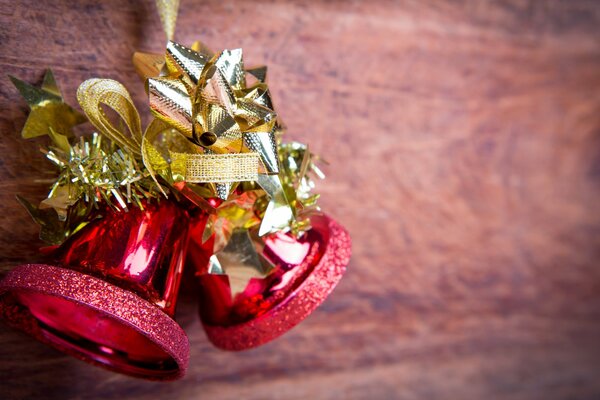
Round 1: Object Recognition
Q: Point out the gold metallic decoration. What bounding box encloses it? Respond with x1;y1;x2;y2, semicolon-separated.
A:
209;229;273;297
256;174;294;236
155;0;180;42
143;40;294;233
77;78;177;196
17;194;92;245
148;76;193;136
77;79;143;156
12;5;325;253
191;189;264;291
171;151;259;183
19;130;162;245
165;40;210;85
199;191;276;296
213;182;233;201
10;70;168;245
278;142;325;235
244;131;279;174
132;52;165;82
9;69;86;138
201;189;262;250
42;133;157;214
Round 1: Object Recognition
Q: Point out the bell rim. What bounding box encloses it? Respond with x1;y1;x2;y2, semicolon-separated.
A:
0;263;190;380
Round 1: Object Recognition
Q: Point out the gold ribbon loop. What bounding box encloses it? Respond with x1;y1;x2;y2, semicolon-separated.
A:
77;79;143;157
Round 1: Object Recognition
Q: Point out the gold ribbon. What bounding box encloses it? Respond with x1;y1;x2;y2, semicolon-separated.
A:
76;78;263;190
76;79;143;157
171;151;259;183
77;79;175;195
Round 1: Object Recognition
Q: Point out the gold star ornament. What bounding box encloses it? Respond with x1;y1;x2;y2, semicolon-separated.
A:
10;69;86;138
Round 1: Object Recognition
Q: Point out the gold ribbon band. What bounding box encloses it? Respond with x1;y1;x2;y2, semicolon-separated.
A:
171;152;259;183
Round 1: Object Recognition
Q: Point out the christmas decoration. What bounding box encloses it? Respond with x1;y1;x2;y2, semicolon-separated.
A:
0;0;351;380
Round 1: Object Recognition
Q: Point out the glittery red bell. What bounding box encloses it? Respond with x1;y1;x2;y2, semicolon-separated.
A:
0;201;190;380
188;213;351;350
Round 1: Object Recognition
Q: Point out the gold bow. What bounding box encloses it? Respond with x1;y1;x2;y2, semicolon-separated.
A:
134;40;294;235
144;0;293;234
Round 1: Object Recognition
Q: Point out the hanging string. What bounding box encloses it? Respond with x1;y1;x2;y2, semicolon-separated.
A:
155;0;180;41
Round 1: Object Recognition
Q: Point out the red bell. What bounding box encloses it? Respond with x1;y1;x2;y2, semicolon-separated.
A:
0;201;190;380
188;213;351;350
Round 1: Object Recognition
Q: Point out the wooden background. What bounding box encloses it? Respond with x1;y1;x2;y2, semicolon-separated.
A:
1;0;599;399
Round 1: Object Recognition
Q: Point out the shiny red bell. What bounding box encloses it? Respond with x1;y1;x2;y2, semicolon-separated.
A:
0;201;190;380
189;213;351;350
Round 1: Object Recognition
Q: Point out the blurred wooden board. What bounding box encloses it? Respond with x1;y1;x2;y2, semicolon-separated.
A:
0;0;599;399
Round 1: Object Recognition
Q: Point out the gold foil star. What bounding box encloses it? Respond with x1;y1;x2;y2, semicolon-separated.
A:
10;69;86;138
208;229;273;297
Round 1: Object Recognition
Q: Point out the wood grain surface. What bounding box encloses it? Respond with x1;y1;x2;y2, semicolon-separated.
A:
1;0;599;399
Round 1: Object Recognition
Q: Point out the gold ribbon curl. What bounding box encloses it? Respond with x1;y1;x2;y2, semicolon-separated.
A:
77;79;176;196
76;79;143;157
